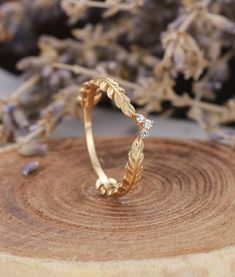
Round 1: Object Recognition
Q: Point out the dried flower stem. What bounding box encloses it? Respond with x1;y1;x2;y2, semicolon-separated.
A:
0;74;40;108
54;62;226;114
184;95;226;114
53;63;138;90
0;144;18;154
179;10;198;32
0;126;43;154
11;74;40;100
82;0;141;11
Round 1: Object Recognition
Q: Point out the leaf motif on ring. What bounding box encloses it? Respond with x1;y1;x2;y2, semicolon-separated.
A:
118;137;144;195
91;78;136;118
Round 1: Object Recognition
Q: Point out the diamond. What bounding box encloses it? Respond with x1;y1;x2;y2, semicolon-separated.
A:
140;129;150;138
136;113;145;123
136;113;154;139
144;119;154;129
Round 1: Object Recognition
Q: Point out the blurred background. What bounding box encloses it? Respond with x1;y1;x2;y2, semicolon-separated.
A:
1;0;235;153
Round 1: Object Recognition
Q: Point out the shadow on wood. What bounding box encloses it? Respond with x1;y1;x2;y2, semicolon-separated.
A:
0;137;235;276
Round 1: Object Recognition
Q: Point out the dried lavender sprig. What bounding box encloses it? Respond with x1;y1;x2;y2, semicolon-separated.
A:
0;74;40;107
0;106;60;155
18;143;48;157
209;128;235;148
158;0;235;82
11;75;40;101
178;10;198;32
0;88;78;155
77;0;142;10
0;74;40;143
12;108;29;129
54;63;227;115
22;161;39;176
179;0;212;32
62;0;143;18
0;126;43;154
53;63;139;90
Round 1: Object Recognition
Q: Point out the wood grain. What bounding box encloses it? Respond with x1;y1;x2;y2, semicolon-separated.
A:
1;137;235;276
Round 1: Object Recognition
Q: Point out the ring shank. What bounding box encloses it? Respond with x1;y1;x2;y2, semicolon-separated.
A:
84;105;111;186
79;78;146;196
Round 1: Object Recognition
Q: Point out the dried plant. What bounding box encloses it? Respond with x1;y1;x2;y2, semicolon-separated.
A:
61;0;143;22
1;0;235;157
0;0;62;42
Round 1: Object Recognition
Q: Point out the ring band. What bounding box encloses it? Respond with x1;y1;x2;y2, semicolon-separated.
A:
78;78;153;196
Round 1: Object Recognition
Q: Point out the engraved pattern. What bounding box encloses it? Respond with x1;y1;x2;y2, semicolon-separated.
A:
90;78;136;117
79;77;147;196
117;137;144;196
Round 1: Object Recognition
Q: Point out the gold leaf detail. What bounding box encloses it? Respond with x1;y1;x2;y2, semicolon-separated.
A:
117;137;144;195
80;77;144;197
91;78;136;118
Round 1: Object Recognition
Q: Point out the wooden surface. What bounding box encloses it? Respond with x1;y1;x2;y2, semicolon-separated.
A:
1;137;235;276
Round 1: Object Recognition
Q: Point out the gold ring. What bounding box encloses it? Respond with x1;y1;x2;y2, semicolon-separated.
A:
78;78;153;196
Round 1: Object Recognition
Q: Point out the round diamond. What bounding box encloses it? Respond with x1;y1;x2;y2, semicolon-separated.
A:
137;113;154;139
144;119;153;129
140;129;149;138
136;113;145;123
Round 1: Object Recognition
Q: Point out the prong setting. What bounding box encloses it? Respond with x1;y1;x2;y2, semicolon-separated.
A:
136;113;154;139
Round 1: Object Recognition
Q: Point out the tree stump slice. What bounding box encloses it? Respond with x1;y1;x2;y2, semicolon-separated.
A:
1;137;235;276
